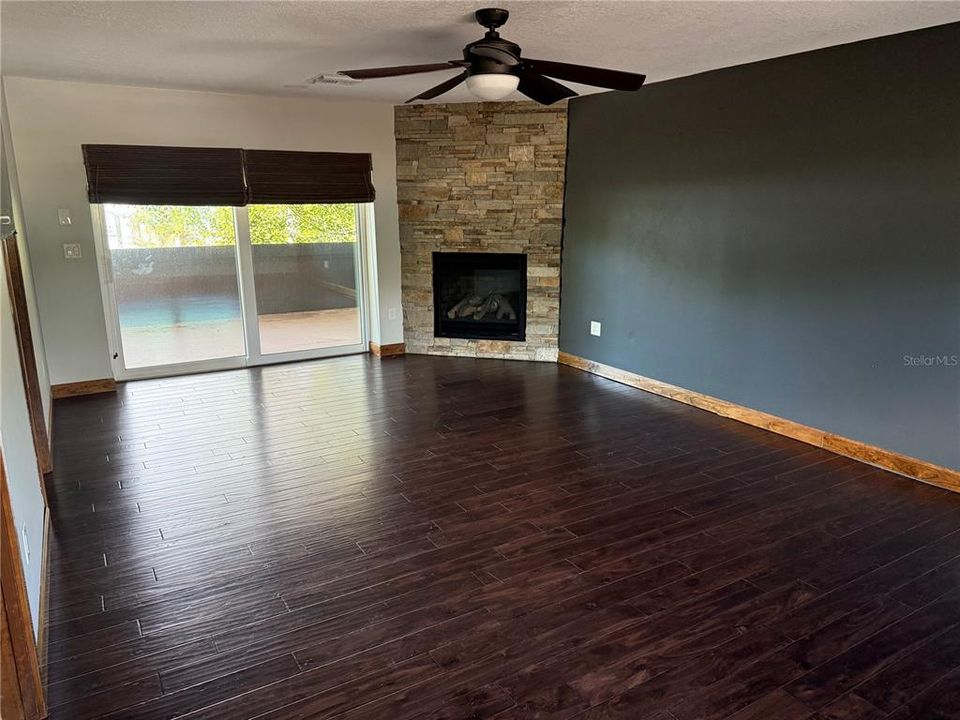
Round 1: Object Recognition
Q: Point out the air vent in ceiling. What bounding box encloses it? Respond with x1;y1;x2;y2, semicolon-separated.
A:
306;73;361;86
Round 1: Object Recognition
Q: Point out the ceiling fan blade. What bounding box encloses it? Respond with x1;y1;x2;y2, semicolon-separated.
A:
406;71;468;103
339;62;462;80
517;71;578;105
468;44;521;67
522;58;645;91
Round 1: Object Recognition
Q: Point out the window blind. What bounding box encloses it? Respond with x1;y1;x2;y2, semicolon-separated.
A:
82;145;247;206
82;145;376;206
243;150;375;204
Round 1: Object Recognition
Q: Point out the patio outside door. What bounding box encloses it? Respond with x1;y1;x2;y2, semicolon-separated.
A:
93;202;368;380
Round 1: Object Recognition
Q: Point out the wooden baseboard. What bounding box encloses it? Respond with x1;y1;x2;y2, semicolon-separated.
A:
558;351;960;494
369;342;405;358
51;378;117;399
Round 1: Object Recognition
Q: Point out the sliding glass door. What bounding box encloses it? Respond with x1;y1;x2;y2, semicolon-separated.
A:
248;204;362;356
101;204;246;370
94;203;368;380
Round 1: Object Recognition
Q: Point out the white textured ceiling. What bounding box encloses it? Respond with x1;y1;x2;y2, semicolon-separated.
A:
2;1;958;104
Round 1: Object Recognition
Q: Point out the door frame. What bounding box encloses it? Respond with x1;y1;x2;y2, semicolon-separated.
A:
2;234;52;480
90;203;372;381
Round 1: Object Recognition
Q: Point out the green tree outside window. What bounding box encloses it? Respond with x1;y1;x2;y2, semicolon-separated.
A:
125;204;357;247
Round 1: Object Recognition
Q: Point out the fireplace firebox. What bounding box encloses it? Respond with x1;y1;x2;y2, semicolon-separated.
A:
433;252;526;341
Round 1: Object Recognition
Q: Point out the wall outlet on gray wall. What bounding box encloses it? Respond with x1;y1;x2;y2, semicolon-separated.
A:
590;321;601;337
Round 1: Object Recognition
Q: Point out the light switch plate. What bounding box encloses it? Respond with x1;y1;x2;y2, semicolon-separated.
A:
58;208;72;226
590;321;602;337
63;243;82;259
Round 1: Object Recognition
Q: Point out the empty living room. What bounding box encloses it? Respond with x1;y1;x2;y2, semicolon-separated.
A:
2;2;959;719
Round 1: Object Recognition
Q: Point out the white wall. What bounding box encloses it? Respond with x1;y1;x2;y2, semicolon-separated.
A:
3;76;404;384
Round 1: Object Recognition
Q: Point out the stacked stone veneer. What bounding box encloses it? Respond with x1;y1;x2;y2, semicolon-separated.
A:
395;101;567;361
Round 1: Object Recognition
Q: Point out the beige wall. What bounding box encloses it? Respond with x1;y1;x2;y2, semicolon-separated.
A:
3;76;403;384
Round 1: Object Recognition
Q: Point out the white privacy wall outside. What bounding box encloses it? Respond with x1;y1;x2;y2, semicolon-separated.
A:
2;76;404;385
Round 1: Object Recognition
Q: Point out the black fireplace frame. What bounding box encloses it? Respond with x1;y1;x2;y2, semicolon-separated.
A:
433;252;527;342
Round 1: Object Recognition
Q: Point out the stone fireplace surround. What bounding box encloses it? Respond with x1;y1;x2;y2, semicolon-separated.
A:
395;101;566;361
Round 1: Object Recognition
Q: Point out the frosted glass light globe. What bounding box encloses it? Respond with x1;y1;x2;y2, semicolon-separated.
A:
466;73;520;101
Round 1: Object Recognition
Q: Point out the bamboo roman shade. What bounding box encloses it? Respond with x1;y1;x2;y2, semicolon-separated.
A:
81;145;375;206
82;145;247;206
243;150;375;204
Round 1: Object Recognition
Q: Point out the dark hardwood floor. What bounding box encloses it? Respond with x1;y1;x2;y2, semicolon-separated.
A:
43;355;960;720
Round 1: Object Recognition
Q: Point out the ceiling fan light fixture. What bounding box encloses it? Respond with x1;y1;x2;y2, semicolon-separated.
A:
465;73;519;101
338;8;645;105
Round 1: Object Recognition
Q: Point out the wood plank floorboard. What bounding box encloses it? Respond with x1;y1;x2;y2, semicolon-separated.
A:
42;355;960;719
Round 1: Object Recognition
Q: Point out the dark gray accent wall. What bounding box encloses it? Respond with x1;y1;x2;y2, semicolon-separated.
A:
559;23;960;470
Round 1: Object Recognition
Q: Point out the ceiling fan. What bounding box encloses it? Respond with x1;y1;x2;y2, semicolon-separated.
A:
338;8;646;105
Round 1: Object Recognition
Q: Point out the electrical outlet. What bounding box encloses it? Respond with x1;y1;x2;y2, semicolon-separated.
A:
590;321;602;337
63;243;82;259
323;260;330;269
388;307;397;321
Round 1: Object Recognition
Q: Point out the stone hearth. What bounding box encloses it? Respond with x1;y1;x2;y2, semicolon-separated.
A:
395;101;566;361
